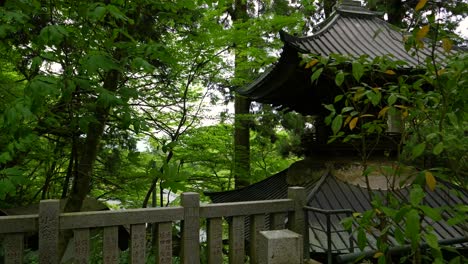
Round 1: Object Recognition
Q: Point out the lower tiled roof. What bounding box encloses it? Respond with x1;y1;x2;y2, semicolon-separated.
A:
206;164;468;256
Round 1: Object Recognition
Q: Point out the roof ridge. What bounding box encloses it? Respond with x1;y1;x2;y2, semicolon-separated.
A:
306;168;331;202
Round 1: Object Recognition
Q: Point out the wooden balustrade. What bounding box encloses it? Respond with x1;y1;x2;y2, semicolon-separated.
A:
0;187;306;264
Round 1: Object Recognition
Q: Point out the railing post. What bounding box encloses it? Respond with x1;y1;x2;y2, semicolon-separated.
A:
39;199;60;264
181;192;200;264
287;187;308;260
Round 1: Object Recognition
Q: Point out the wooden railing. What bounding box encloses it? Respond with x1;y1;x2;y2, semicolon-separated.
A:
0;187;307;264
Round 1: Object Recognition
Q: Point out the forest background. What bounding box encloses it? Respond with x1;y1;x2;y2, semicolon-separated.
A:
0;0;466;215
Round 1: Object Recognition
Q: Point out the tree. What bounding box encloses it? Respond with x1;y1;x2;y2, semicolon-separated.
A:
0;0;230;257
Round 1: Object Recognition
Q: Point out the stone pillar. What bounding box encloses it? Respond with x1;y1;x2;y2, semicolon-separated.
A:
258;229;303;264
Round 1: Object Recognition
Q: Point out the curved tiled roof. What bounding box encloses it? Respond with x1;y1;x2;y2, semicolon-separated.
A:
237;0;458;115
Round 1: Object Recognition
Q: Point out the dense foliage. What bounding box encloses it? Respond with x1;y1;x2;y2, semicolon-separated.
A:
0;0;466;262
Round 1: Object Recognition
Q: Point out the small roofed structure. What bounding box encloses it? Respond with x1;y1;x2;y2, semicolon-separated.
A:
206;159;468;262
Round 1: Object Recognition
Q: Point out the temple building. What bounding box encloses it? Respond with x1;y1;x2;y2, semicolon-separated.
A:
207;1;467;262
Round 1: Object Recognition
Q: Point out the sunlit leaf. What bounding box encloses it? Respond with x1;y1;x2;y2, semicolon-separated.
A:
415;0;428;12
305;59;319;69
353;212;361;217
425;171;436;191
416;25;430;40
378;106;390;119
349;117;359;130
442;38;453;53
384;70;396;75
373;252;384;258
344;115;352;126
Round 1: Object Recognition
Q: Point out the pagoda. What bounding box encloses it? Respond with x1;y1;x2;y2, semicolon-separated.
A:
237;0;450;158
207;1;467;262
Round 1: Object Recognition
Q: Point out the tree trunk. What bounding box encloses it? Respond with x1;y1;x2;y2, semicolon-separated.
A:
386;0;404;27
232;0;251;189
323;0;334;18
59;69;120;258
234;94;251;188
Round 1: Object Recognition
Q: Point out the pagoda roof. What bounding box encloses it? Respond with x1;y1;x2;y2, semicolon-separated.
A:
237;0;455;115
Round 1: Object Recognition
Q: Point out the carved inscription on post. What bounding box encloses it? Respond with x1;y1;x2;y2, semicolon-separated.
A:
4;233;24;264
74;229;90;263
131;224;146;264
156;222;172;264
39;199;60;264
103;226;119;264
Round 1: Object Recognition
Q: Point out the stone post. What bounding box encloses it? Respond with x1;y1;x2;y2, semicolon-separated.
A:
180;192;200;264
287;187;308;260
39;199;60;264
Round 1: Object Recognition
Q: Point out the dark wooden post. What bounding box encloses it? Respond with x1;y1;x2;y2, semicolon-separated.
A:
287;187;308;260
181;192;200;264
39;199;60;264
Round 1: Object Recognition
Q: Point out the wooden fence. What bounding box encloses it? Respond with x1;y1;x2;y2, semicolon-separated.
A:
0;187;307;264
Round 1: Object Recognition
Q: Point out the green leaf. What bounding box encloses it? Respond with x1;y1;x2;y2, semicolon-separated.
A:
0;178;16;199
419;205;441;221
341;217;353;230
352;61;364;82
132;57;155;73
39;25;68;45
335;71;345;86
85;54;120;73
324;104;335;112
425;233;439;249
394;228;405;244
331;115;343;135
410;185;425;206
367;90;381;106
341;107;354;114
310;68;323;83
357;229;367;250
387;94;397;106
107;5;129;21
412;142;426;159
89;5;107;21
447;113;458;126
405;209;420;247
334;94;344;103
